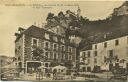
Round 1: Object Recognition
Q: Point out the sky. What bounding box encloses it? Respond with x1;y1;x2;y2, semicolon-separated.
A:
0;0;124;57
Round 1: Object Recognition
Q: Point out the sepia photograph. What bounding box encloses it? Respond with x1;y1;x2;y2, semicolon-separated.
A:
0;0;128;82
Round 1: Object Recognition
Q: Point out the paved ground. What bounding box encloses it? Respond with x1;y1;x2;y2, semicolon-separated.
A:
1;71;127;82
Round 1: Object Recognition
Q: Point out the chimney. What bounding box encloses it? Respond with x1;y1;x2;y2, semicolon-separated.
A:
15;33;20;38
18;27;25;34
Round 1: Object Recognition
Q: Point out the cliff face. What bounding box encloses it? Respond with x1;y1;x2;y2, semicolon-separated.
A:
78;1;128;50
79;15;128;50
113;1;128;16
44;2;128;50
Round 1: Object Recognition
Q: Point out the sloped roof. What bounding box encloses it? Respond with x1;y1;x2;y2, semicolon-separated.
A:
15;25;76;47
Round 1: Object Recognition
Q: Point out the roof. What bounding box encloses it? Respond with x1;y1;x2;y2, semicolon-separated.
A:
80;45;92;51
92;30;128;45
15;25;76;47
80;27;128;51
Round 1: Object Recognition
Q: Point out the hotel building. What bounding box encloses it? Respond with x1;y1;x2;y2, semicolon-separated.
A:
80;34;128;72
15;25;77;73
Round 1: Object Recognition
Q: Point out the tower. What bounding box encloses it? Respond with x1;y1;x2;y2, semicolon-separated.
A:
77;5;81;17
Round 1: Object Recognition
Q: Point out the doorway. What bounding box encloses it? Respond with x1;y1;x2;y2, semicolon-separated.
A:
27;61;41;73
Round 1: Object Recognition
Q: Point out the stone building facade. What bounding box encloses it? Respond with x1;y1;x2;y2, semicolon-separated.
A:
15;25;77;73
80;35;128;72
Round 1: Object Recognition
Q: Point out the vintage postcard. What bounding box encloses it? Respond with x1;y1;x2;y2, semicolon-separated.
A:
0;0;128;82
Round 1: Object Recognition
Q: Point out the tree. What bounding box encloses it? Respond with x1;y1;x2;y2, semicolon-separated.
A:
46;13;54;20
58;11;65;19
32;46;44;61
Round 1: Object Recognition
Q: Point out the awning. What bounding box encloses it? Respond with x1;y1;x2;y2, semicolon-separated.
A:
53;65;67;70
101;64;109;70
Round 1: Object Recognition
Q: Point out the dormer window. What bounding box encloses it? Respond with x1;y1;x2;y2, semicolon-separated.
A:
45;33;50;39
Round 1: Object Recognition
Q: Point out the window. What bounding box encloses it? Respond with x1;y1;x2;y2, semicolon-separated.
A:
61;70;64;72
45;33;50;39
63;54;65;59
32;38;38;46
18;46;21;49
115;63;119;67
69;56;72;60
33;39;37;45
72;48;75;52
94;58;97;63
63;39;65;43
60;38;62;42
53;44;57;50
88;59;90;64
18;57;21;61
54;53;57;60
45;42;49;48
88;51;90;57
69;47;72;52
115;39;119;46
45;63;48;67
82;67;86;72
61;38;65;43
45;52;48;59
50;52;53;59
94;51;97;56
104;42;107;48
15;49;17;53
109;50;113;58
87;67;91;72
95;45;97;49
61;54;63;59
62;45;65;51
65;54;68;59
82;52;86;58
